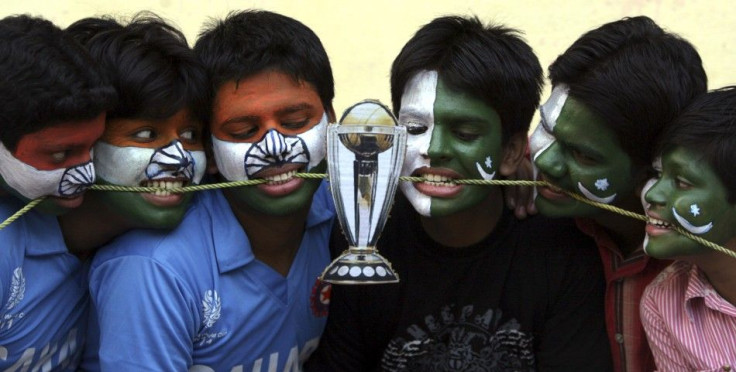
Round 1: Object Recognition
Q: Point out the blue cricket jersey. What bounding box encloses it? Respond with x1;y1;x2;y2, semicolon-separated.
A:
84;184;335;371
0;197;88;371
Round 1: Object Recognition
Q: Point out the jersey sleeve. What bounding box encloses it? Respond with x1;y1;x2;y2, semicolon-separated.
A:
89;255;199;371
640;283;690;372
534;232;613;371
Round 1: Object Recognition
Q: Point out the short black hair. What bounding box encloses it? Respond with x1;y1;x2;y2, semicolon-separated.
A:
549;16;707;169
657;86;736;203
390;15;543;142
0;15;116;150
193;10;334;114
67;13;208;124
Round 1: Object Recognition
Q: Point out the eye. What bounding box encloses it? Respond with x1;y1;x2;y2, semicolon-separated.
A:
571;149;597;166
229;126;258;140
133;129;154;141
675;177;693;190
282;119;309;131
50;151;67;163
453;128;480;142
403;121;427;135
179;128;199;144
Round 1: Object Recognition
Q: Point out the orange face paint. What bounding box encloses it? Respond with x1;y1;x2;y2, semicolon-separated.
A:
13;113;106;170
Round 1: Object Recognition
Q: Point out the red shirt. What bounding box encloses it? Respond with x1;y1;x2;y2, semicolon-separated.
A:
576;218;671;372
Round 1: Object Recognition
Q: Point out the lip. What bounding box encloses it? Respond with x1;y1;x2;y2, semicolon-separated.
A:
252;164;305;197
645;210;675;237
140;177;188;207
412;167;463;198
50;194;85;209
536;173;571;202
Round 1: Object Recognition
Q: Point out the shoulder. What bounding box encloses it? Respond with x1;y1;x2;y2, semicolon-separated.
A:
645;261;691;298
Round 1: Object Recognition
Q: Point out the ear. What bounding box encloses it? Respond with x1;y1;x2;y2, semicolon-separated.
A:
326;104;337;123
499;133;528;177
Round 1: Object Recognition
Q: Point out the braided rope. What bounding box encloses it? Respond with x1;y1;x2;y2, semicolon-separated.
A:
2;173;733;259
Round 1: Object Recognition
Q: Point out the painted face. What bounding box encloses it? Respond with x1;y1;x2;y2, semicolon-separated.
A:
643;147;736;259
211;71;328;216
92;109;206;228
0;114;105;211
398;70;503;217
532;87;635;217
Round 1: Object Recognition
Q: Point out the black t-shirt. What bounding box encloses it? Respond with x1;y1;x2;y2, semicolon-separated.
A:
307;194;613;371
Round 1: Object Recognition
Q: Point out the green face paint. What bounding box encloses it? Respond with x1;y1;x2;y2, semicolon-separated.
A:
398;71;504;217
533;96;635;217
643;146;736;259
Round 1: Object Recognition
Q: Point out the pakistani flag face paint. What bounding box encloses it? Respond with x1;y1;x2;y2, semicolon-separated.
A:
93;109;206;229
532;88;635;217
0;114;105;213
643;146;736;259
398;70;503;217
210;71;328;216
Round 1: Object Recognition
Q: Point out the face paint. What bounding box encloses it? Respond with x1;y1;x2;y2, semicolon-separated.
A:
211;71;329;216
533;94;635;217
398;70;504;217
0;114;105;211
91;110;207;228
212;114;327;181
643;146;736;259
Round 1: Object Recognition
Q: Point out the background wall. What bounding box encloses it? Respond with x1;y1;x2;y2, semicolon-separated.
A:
3;0;734;126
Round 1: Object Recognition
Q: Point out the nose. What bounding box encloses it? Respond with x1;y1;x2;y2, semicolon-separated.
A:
263;129;292;158
644;178;668;206
425;125;452;162
534;141;567;178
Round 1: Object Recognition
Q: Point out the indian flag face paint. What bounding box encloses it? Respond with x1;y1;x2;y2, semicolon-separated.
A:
643;146;736;259
533;88;635;218
92;140;207;229
398;70;504;217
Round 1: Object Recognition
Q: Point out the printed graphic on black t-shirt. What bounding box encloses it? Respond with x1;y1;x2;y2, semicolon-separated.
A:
381;304;535;372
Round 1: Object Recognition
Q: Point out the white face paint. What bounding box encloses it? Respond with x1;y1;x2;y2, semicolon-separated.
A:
212;113;328;181
475;156;495;180
640;176;658;253
0;142;95;199
529;85;570;200
530;84;569;162
672;207;713;235
95;141;206;187
397;70;437;216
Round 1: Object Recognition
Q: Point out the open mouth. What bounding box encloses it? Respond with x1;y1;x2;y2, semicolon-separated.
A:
647;217;674;229
261;169;298;185
421;173;456;187
141;179;188;196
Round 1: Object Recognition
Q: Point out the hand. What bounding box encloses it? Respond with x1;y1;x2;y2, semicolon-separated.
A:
504;157;537;219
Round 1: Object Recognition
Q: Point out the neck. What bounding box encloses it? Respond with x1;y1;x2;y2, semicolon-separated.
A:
58;191;132;255
592;194;645;257
223;189;309;276
692;239;736;306
420;190;503;248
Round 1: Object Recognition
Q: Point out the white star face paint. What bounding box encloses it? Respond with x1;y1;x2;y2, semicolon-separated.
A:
0;142;95;199
397;70;437;217
94;141;206;186
475;155;496;180
672;207;713;235
212;113;327;181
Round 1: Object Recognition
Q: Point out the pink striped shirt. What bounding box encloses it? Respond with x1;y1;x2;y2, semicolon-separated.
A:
641;261;736;372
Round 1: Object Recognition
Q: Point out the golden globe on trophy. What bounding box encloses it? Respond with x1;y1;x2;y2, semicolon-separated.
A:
319;99;406;284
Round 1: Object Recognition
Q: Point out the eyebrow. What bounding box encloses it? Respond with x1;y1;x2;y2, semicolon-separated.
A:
398;107;432;123
276;103;316;116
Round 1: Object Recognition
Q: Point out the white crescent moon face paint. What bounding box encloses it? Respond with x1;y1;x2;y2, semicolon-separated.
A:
398;70;437;217
94;141;206;186
212;113;328;181
0;142;95;199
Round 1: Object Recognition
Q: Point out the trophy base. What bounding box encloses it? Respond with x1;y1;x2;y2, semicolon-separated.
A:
320;248;399;284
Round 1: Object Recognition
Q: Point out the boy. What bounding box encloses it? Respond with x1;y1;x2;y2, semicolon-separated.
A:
530;16;706;371
641;86;736;371
307;15;611;371
85;11;336;371
0;15;115;370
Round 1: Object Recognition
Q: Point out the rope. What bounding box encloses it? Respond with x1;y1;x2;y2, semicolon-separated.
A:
2;173;733;259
